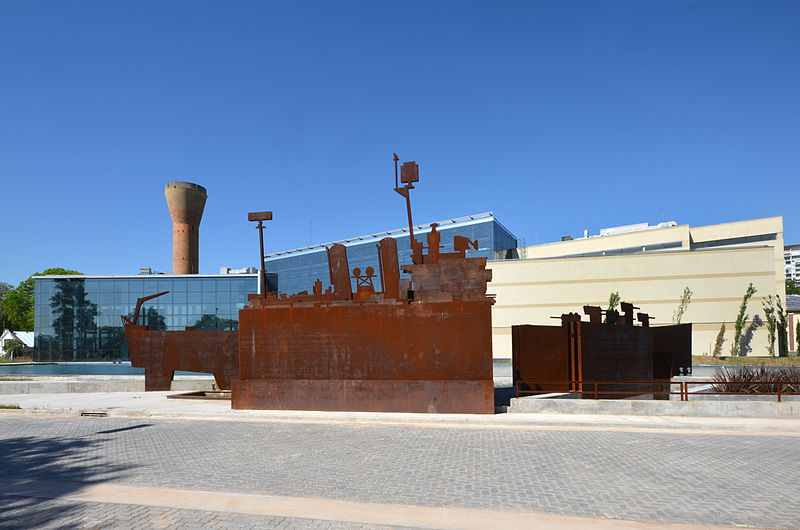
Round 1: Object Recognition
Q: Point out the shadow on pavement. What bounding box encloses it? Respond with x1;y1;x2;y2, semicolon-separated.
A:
97;423;153;434
494;384;515;408
0;434;134;528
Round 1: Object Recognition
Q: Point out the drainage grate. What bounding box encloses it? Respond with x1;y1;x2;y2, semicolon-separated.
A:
80;411;108;417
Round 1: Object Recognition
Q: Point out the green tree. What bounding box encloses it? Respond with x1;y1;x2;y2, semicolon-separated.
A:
776;295;789;357
673;286;693;324
605;291;621;323
50;279;98;359
763;295;777;357
786;279;800;295
194;314;233;331
0;268;82;331
0;281;13;329
731;283;757;357
2;338;25;360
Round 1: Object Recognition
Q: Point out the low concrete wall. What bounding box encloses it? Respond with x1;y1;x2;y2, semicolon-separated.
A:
0;376;216;395
508;396;800;419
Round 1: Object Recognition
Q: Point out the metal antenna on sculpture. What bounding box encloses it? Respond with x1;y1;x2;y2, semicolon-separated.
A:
393;154;421;262
248;211;273;298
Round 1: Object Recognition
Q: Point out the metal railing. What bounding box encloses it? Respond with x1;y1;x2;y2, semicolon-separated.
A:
515;380;800;402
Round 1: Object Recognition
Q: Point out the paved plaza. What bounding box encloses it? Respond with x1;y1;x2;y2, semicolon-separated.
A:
1;412;799;529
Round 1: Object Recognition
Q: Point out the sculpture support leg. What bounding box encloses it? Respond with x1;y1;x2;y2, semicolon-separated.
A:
145;369;173;391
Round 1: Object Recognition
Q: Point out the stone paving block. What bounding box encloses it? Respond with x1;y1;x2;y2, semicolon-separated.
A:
0;415;798;528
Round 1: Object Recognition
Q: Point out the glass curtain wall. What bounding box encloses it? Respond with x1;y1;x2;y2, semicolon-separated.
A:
266;218;517;295
34;275;257;362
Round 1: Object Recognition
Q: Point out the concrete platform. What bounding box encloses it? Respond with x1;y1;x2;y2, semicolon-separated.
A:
3;390;800;435
0;375;216;394
509;394;800;419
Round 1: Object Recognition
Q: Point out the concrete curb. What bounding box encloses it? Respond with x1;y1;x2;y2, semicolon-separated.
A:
509;396;800;419
3;391;800;435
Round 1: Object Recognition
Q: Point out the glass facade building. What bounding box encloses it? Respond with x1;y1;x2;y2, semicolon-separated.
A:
265;212;517;295
34;274;257;362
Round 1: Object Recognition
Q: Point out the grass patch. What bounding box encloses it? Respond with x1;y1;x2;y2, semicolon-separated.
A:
693;355;800;367
0;355;33;364
0;404;21;409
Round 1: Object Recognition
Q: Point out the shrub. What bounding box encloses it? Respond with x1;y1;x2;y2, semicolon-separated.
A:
712;323;726;358
731;283;757;357
712;365;800;394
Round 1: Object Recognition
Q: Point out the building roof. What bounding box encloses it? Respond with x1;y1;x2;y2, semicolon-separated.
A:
1;330;34;348
264;212;505;259
33;273;258;280
786;294;800;311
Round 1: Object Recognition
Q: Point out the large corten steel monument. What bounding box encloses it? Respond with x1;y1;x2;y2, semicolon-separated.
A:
165;181;207;274
234;155;495;413
123;157;495;414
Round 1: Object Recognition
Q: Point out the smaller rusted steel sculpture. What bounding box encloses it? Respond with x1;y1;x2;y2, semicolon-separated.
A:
122;291;239;391
513;303;691;399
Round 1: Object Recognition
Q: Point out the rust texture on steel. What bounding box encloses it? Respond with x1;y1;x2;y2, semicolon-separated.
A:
233;155;495;413
122;291;238;391
512;304;692;400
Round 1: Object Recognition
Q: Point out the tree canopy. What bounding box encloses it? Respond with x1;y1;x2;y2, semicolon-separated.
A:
0;281;13;330
0;268;82;331
786;279;800;296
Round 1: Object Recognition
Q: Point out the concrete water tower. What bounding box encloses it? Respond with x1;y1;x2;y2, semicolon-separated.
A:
164;181;207;274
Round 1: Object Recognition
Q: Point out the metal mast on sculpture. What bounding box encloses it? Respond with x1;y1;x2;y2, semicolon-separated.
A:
248;211;273;297
392;153;421;262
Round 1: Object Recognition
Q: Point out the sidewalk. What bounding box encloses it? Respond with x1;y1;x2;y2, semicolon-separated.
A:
3;390;800;435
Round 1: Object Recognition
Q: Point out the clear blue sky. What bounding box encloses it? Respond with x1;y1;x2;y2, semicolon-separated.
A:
1;1;798;286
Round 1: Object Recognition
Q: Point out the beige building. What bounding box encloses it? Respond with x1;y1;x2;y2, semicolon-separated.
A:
488;217;785;359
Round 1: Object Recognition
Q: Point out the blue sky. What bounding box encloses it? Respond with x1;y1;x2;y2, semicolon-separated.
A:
1;1;798;286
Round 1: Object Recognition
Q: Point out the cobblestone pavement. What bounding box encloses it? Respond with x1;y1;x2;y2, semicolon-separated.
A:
0;496;401;529
1;415;798;528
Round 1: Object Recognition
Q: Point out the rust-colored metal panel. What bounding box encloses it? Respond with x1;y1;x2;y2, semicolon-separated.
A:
512;325;570;393
125;324;238;391
578;322;652;398
239;300;492;382
232;379;494;413
378;237;400;299
327;243;352;300
651;323;693;376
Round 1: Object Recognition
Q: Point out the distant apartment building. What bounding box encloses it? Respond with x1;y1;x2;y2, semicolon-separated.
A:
784;244;800;281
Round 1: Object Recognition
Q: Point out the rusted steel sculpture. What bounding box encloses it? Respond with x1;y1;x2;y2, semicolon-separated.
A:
513;303;691;399
122;292;239;391
233;155;495;413
123;154;495;413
